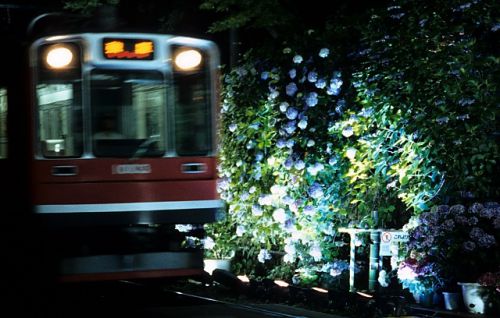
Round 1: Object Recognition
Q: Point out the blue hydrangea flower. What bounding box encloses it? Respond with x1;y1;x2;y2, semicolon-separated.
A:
258;249;272;263
236;225;245;237
298;118;308;130
286;107;298;120
284;121;297;134
309;243;322;261
286;82;298;96
307;162;324;176
308;183;324;199
327;78;343;96
307;71;318;83
228;123;237;132
286;139;295;148
235;67;248;77
315;78;326;89
294;160;305;170
436;116;449;124
305;92;318;107
342;126;354;137
319;48;329;58
279;102;289;113
283;195;294;205
304;205;315;216
273;208;287;223
293;55;303;64
268;87;279;99
252;204;263;216
276;138;286;148
261;71;269;80
360;107;374;117
203;236;215;249
307;139;315;147
289;69;296;79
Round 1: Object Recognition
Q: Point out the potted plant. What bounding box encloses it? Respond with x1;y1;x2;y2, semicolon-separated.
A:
403;202;500;313
203;217;236;275
458;270;500;314
396;249;443;306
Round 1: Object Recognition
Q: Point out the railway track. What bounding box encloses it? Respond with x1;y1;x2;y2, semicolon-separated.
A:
39;279;344;318
20;277;490;318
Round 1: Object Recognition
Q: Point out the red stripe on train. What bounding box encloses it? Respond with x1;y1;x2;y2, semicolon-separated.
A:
33;179;218;204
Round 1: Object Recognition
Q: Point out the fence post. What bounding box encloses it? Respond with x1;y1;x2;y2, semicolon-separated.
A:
369;231;381;291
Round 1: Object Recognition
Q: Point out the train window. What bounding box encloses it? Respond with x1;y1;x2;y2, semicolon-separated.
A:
174;71;212;156
0;87;6;159
91;70;166;158
36;83;83;157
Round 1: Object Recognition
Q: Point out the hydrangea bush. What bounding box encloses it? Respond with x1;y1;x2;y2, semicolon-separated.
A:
355;0;500;199
215;40;443;285
396;250;444;295
217;45;355;282
403;202;500;287
209;0;499;288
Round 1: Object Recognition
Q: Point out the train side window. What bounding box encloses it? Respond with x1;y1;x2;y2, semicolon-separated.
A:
174;72;212;156
0;87;6;159
36;42;83;158
36;83;83;157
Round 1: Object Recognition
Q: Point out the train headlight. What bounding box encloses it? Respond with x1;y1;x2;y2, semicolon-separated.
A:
174;49;202;71
46;46;73;69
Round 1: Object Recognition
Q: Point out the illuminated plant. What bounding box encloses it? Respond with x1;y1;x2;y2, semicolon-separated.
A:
211;0;499;287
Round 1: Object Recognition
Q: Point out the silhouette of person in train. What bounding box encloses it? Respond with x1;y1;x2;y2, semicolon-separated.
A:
94;114;124;139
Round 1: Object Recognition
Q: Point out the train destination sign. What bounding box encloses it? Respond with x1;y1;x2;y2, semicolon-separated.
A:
103;38;154;60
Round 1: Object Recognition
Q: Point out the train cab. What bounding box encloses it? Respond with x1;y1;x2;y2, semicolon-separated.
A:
25;33;223;281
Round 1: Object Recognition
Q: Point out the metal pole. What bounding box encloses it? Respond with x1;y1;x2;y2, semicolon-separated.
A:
369;231;381;291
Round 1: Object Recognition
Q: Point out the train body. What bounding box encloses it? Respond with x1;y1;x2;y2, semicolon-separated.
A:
1;31;223;282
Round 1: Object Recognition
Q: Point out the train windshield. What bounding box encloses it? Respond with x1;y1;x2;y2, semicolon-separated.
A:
91;70;166;158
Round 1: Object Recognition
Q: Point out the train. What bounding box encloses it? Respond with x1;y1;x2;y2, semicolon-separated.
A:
0;14;223;283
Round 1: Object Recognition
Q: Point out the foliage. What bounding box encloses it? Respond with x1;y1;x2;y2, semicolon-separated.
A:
216;40;357;284
403;202;500;288
64;0;119;14
203;214;237;259
478;271;500;289
200;0;293;33
214;30;443;285
208;0;500;287
356;0;500;200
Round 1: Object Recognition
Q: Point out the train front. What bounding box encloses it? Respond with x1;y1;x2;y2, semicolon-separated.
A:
30;33;223;281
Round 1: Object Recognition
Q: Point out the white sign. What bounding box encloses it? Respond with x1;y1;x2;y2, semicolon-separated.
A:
380;230;408;256
112;164;152;174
